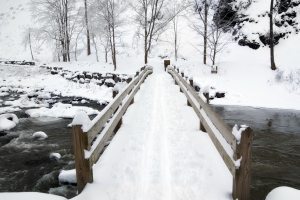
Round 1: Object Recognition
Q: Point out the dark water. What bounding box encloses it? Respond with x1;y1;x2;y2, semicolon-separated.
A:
211;105;300;200
0;93;105;198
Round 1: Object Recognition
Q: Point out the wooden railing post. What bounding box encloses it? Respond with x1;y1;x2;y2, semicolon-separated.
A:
204;93;210;104
189;78;193;88
233;127;253;200
200;120;206;132
114;117;123;133
164;60;170;71
126;78;132;83
72;125;93;194
127;78;134;105
187;77;192;107
112;90;118;98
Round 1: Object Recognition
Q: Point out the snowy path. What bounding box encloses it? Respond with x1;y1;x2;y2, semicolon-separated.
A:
72;66;232;200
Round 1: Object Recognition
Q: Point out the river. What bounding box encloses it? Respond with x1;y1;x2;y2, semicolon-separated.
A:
211;105;300;200
0;93;104;199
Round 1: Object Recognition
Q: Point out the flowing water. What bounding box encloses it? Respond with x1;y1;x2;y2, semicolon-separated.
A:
211;105;300;200
0;93;104;199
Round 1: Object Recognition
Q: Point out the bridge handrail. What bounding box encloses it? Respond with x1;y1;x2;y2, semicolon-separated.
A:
167;66;253;200
72;66;153;193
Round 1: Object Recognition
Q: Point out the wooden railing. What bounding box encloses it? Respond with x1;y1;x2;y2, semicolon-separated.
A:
72;66;153;193
167;66;253;200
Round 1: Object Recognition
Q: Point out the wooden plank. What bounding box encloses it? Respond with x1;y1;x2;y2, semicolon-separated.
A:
169;68;237;151
233;127;253;200
200;115;236;177
86;70;147;147
87;70;153;167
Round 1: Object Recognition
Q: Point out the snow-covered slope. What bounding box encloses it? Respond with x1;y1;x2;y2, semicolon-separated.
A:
0;0;299;111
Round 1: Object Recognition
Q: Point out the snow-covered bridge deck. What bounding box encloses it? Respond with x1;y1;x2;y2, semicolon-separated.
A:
72;66;232;200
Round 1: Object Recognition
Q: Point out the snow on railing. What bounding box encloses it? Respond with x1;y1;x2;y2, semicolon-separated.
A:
71;66;153;193
167;65;253;200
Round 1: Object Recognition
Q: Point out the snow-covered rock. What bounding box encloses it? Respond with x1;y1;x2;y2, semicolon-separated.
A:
58;169;77;184
25;102;99;118
50;153;61;160
0;107;21;114
0;113;19;131
32;131;48;140
266;186;300;200
0;92;9;97
38;92;51;99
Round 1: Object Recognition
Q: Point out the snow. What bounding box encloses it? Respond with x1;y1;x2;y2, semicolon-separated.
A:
32;131;48;140
72;110;92;131
266;186;300;200
0;92;9;97
104;78;115;84
58;169;77;185
232;124;248;144
0;107;21;114
0;113;19;131
26;102;99;118
0;192;67;200
50;153;61;160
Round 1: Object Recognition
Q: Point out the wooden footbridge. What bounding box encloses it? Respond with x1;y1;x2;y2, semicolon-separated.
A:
72;63;253;200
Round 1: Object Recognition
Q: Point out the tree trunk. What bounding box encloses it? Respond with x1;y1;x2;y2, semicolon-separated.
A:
92;34;99;62
85;0;91;56
112;27;116;70
174;18;178;61
144;4;148;64
28;32;34;60
270;0;276;70
203;0;208;65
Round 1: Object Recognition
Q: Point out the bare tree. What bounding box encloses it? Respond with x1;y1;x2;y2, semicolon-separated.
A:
99;25;111;63
190;0;212;64
75;26;84;61
132;0;183;64
270;0;276;70
162;1;188;61
92;33;99;61
207;0;232;65
85;0;91;55
21;27;35;60
31;0;77;62
93;0;127;70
